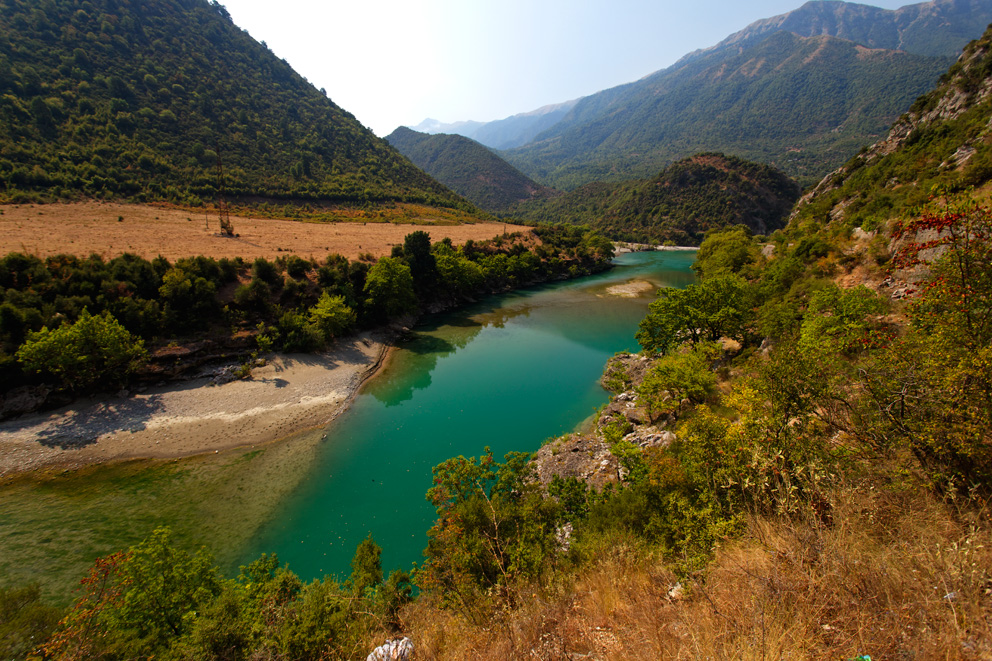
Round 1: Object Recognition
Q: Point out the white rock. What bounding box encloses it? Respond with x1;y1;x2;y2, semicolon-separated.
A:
367;637;414;661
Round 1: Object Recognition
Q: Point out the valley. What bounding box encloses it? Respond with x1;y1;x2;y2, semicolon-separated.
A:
2;0;992;658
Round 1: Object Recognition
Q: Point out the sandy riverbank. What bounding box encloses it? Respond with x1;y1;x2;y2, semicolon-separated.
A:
0;332;390;479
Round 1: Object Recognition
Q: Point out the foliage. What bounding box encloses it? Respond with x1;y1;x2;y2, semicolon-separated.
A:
0;583;63;660
420;449;563;611
38;528;410;660
636;342;720;422
16;308;146;391
386;127;554;212
636;274;755;354
797;284;888;357
0;226;613;399
305;292;355;346
692;225;758;279
511;154;800;245
362;256;417;321
0;0;463;208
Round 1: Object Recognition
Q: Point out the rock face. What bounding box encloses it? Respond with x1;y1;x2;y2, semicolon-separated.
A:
532;352;683;492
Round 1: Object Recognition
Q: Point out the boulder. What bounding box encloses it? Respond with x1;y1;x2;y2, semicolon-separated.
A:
367;637;414;661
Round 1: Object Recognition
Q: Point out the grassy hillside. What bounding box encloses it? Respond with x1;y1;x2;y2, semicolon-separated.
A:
385;127;554;212
505;30;951;190
512;153;800;245
0;0;464;208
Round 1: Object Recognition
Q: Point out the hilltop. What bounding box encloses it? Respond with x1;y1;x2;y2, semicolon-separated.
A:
424;0;992;190
0;0;464;209
511;153;801;245
385;127;555;213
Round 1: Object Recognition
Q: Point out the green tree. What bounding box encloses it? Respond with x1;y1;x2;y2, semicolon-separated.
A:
636;274;755;354
402;230;439;298
797;284;887;357
637;342;720;422
305;292;355;345
16;309;146;391
349;534;383;597
363;256;417;321
692;225;757;279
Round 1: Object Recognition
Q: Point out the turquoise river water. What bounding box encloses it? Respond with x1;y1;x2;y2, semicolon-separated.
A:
242;250;696;581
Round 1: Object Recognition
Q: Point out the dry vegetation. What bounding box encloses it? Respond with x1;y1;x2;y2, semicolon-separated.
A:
0;202;529;262
399;484;992;659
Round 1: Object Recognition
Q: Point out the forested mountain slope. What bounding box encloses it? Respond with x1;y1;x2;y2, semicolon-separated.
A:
510;153;801;245
789;20;992;233
385;127;555;212
0;0;464;208
502;0;992;190
504;31;952;189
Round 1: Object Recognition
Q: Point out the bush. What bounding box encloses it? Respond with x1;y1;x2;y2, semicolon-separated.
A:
16;309;146;391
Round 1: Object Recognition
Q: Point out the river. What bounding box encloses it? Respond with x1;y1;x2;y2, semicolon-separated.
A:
241;250;696;581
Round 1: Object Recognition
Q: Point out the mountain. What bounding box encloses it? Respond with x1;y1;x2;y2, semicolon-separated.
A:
681;0;992;63
789;20;992;230
0;0;465;209
410;118;486;139
510;153;801;245
500;0;992;190
385;127;555;212
410;100;579;151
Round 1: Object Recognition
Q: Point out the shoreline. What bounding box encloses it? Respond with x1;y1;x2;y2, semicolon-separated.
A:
0;331;392;480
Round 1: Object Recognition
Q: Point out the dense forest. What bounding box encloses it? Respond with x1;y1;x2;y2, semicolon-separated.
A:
0;0;464;208
510;153;801;245
0;225;614;414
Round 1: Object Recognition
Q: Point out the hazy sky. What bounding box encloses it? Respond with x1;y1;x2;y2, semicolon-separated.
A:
221;0;915;136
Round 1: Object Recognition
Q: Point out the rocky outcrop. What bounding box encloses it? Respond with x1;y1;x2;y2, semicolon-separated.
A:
532;352;683;492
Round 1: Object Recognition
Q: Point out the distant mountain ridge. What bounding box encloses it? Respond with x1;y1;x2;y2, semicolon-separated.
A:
504;30;952;189
421;0;992;191
409;100;579;151
680;0;992;63
386;127;554;212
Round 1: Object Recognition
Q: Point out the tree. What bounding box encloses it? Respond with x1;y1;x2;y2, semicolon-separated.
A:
16;309;146;391
797;284;887;357
349;534;383;597
692;225;757;279
636;274;755;354
402;230;439;298
637;342;720;422
363;257;417;321
305;292;355;345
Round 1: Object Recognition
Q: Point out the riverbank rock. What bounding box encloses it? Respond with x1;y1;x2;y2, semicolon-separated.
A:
533;434;620;490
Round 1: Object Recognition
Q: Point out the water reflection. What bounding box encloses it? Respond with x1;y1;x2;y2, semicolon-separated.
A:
241;251;698;580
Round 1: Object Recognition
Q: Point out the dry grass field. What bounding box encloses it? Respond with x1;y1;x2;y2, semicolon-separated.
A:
0;202;529;262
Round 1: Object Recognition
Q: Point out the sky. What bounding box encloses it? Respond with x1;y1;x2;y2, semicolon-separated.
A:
220;0;915;137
